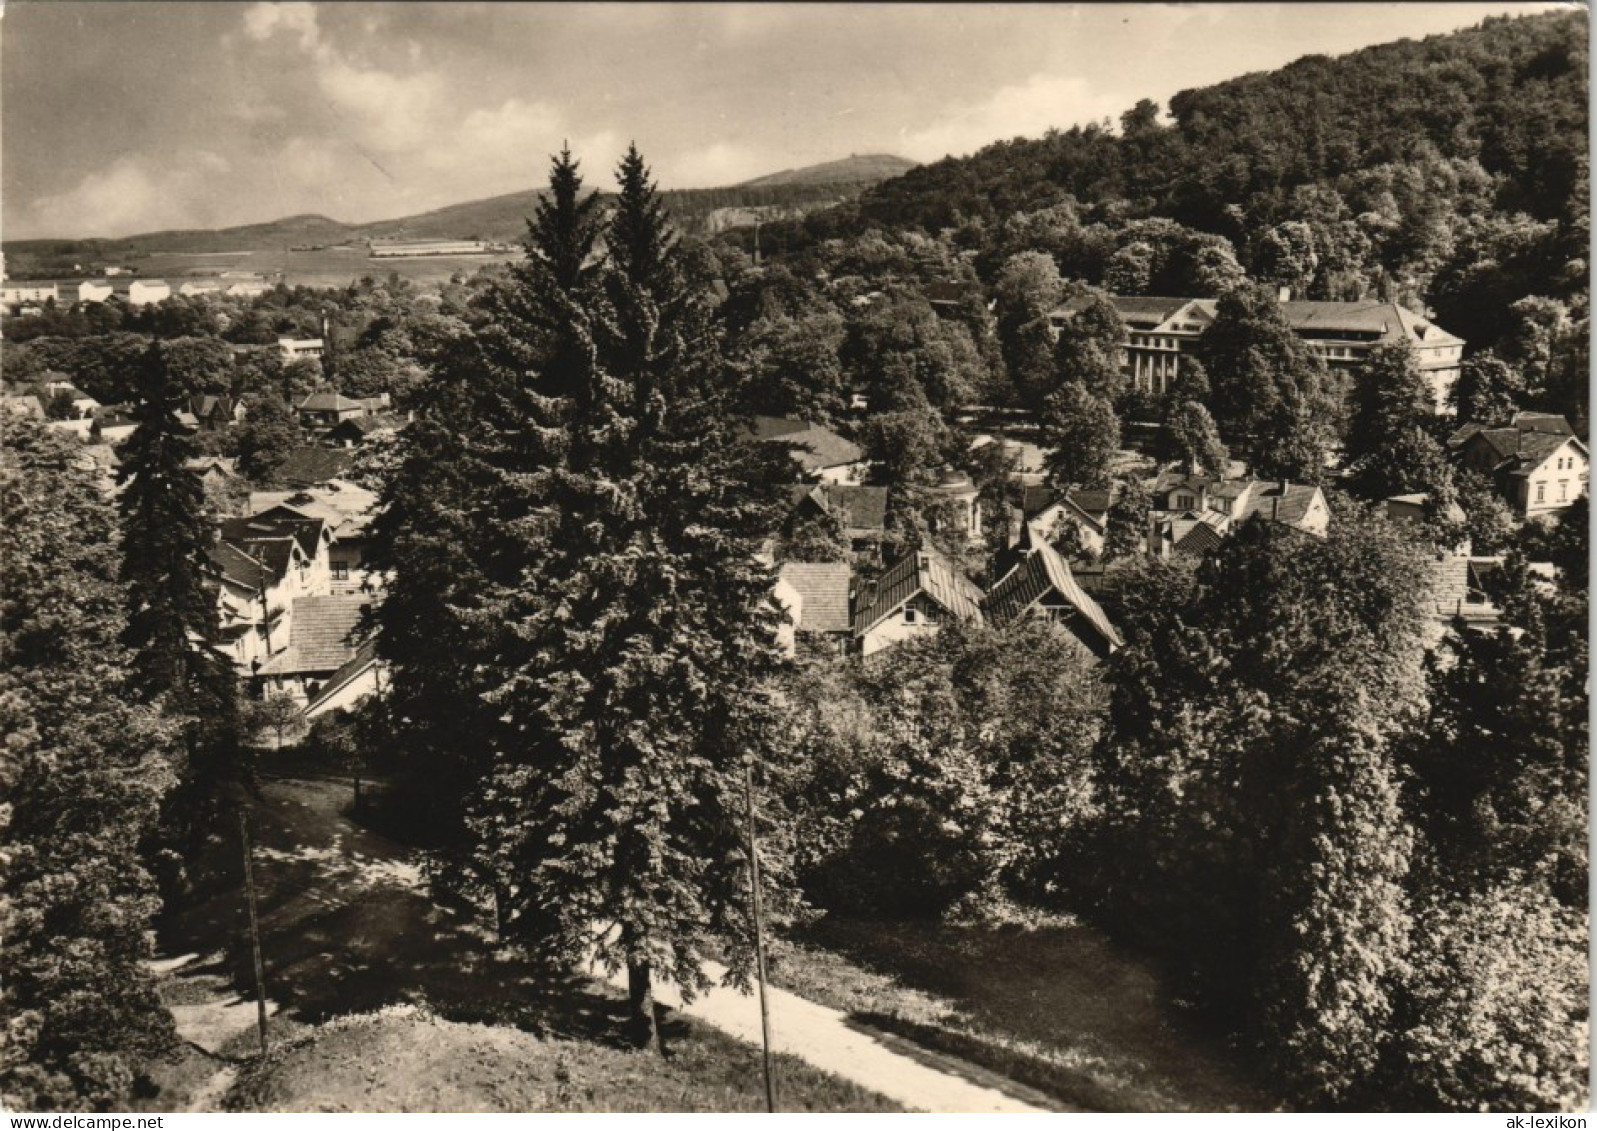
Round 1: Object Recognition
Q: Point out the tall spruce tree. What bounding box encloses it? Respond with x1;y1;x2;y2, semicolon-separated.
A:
1;422;179;1110
369;146;605;899
471;146;793;1050
117;343;241;860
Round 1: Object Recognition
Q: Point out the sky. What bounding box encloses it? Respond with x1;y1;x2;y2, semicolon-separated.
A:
1;1;1575;240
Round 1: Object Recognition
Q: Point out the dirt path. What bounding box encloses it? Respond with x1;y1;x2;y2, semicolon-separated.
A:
591;961;1053;1113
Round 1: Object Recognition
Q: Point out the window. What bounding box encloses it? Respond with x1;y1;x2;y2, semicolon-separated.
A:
1537;483;1546;503
1559;480;1568;500
332;561;350;581
903;608;917;625
1176;493;1194;509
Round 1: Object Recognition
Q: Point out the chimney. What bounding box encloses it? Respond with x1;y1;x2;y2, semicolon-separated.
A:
1277;286;1292;303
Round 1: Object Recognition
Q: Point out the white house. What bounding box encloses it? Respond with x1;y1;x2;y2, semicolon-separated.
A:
279;337;326;363
76;280;114;303
1;282;58;305
127;279;171;305
853;547;984;657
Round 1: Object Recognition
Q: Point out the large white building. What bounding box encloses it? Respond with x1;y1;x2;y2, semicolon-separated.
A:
1050;294;1465;413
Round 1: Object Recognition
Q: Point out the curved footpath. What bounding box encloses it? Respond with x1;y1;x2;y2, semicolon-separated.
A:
592;959;1054;1113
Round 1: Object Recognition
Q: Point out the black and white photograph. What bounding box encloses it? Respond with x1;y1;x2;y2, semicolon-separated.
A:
0;0;1588;1116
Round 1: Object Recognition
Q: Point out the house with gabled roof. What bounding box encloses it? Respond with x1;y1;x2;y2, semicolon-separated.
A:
853;546;983;657
984;533;1123;659
248;480;379;593
1146;469;1329;560
297;390;367;431
304;638;386;720
787;482;889;554
255;594;373;704
1019;484;1114;557
207;532;313;672
776;562;854;656
326;412;408;449
1453;413;1589;519
222;510;333;595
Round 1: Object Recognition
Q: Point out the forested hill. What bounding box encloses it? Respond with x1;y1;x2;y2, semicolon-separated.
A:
751;8;1585;362
857;10;1586;235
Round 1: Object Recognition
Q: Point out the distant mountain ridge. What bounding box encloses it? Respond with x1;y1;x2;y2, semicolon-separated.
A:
738;154;917;188
4;154;917;259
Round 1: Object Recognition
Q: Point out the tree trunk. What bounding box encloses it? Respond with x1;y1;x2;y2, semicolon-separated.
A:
627;959;661;1054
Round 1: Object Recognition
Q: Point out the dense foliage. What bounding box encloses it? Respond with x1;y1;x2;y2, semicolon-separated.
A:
0;424;179;1110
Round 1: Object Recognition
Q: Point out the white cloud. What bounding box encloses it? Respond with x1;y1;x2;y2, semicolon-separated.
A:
242;2;321;50
898;73;1131;162
25;155;228;237
657;141;772;189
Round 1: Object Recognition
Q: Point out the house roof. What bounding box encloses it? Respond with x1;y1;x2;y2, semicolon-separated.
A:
230;536;298;583
790;482;889;536
1237;481;1323;527
854;547;983;636
1173;519;1226;557
257;595;371;675
983;539;1122;650
305;638;381;715
1511;412;1574;437
778;562;853;634
277;446;356;487
1504;433;1585;476
248;480;377;531
209;540;270;591
298;391;363;412
222;512;327;560
328;412;406;436
752;415;808;441
779;426;864;472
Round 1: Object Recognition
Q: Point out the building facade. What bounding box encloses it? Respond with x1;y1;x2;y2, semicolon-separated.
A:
1050;294;1465;413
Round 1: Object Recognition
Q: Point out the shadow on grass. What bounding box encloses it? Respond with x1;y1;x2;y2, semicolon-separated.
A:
158;778;643;1053
794;914;1275;1112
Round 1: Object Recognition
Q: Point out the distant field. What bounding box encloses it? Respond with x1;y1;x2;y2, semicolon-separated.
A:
140;247;522;290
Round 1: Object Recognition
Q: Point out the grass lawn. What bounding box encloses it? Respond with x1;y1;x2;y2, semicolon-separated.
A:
148;777;900;1113
225;1005;903;1113
769;914;1280;1113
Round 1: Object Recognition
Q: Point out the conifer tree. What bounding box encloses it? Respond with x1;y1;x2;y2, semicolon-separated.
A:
473;146;794;1050
1;423;179;1110
117;343;241;859
369;146;605;898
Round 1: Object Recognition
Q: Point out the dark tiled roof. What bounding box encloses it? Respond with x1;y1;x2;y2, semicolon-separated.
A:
329;413;406;437
982;539;1122;651
232;536;297;583
1174;520;1225;557
1502;433;1584;476
259;595;370;674
1512;412;1574;437
778;562;853;634
277;446;355;487
222;512;326;560
808;483;887;535
854;547;983;636
209;541;269;591
1237;482;1323;527
305;638;381;714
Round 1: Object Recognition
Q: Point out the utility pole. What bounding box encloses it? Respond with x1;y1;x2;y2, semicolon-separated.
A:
744;760;777;1113
238;810;270;1057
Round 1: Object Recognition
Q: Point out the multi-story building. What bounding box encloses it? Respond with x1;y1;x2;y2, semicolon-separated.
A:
127;279;171;305
1049;294;1465;413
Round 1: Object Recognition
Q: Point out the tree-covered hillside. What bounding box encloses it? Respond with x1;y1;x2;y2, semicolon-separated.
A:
794;11;1586;328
